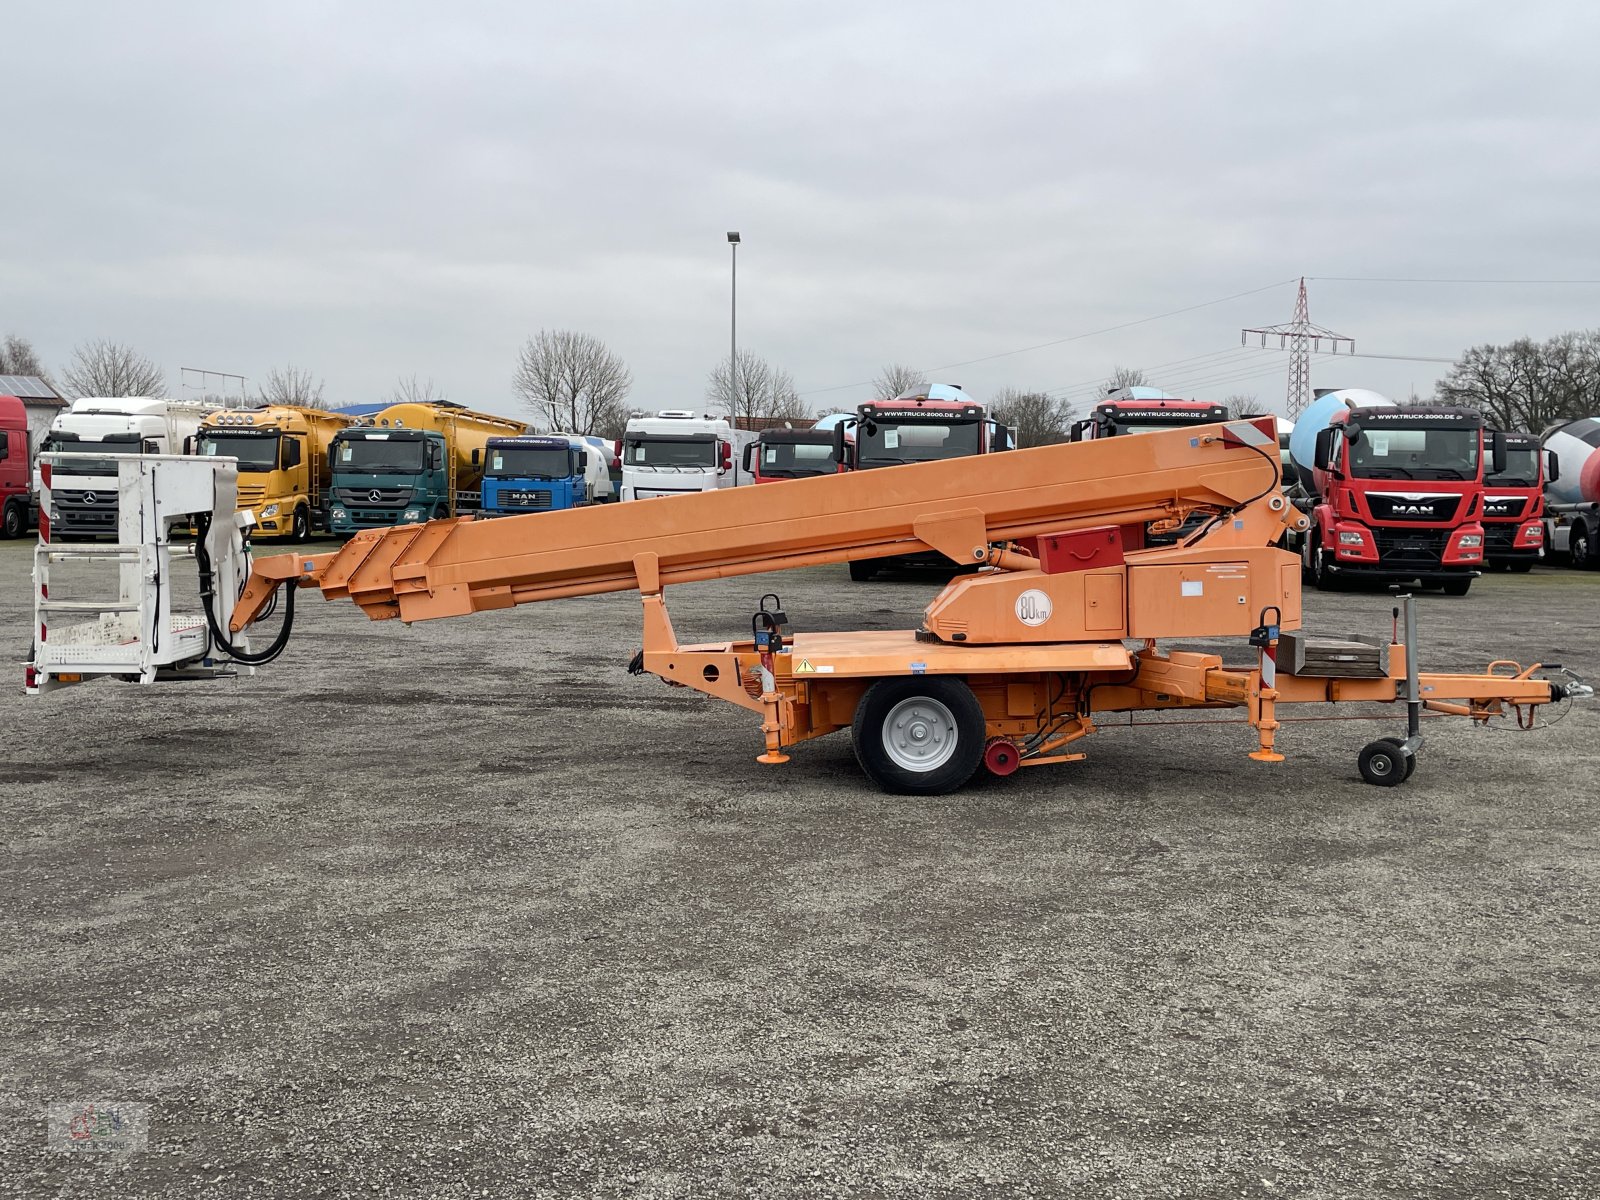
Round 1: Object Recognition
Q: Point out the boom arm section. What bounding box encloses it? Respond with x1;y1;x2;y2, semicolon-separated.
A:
233;420;1294;630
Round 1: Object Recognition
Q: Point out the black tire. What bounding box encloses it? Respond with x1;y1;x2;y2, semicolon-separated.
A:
848;560;878;583
291;506;310;543
1507;560;1534;574
1;501;23;540
1377;737;1417;781
1570;527;1595;570
852;677;986;795
1440;577;1472;597
1359;739;1409;787
1310;536;1341;592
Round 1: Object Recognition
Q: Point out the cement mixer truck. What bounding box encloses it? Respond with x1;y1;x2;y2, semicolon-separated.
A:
1284;389;1497;595
326;402;527;535
1541;417;1600;569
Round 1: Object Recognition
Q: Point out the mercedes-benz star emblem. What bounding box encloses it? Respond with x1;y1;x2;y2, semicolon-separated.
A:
368;489;382;503
83;492;98;504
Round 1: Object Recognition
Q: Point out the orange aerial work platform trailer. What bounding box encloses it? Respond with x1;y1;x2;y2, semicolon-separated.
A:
28;420;1587;793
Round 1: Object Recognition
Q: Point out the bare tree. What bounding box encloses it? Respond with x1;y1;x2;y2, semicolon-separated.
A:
706;350;809;423
61;340;165;399
513;330;633;436
0;334;49;380
1223;393;1258;413
257;365;326;408
872;362;928;399
1102;365;1147;395
387;374;447;406
990;388;1075;447
1436;331;1600;431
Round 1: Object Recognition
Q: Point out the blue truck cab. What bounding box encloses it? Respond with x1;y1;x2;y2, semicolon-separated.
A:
480;435;592;516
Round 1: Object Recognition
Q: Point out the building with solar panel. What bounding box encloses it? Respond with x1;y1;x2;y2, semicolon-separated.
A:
0;374;66;455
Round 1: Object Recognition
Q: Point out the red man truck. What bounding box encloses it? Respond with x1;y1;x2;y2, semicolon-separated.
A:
1290;404;1496;595
1481;429;1549;572
831;385;1013;580
743;428;840;484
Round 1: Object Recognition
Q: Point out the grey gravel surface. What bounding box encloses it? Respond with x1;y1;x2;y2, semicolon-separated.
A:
2;537;1597;1198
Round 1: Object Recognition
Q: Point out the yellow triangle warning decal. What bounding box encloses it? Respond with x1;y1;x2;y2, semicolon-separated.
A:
795;659;815;674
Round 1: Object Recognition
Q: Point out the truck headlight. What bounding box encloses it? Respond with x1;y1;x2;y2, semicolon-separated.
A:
402;507;424;521
260;504;280;518
1457;534;1482;548
331;507;347;521
1338;531;1364;546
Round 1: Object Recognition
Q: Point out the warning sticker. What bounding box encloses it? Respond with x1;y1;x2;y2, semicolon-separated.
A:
795;659;815;674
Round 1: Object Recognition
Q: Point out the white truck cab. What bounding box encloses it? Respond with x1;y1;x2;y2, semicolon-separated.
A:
620;411;755;501
36;398;215;537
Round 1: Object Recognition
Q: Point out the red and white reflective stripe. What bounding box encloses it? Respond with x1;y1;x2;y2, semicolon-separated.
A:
39;460;50;543
1223;419;1276;448
1260;641;1277;689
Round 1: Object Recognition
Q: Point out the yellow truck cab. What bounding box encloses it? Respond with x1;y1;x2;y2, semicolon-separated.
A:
195;406;353;540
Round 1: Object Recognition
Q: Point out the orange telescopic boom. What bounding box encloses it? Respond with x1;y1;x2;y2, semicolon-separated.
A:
210;417;1583;793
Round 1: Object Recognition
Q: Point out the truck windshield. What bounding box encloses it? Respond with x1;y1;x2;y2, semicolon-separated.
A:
1347;427;1480;480
198;433;280;471
488;447;573;479
857;419;980;466
44;433;148;479
625;437;716;467
1115;420;1206;435
337;438;424;473
1486;448;1540;488
760;442;836;477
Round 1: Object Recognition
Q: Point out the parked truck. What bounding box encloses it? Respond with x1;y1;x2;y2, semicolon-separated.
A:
620;411;755;501
195;405;353;541
743;427;840;483
831;385;1013;580
1481;430;1550;572
1541;416;1600;569
0;395;33;538
1285;391;1495;595
326;403;526;535
480;434;612;516
1072;394;1230;441
38;398;214;538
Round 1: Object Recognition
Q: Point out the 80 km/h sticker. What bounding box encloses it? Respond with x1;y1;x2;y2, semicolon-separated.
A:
1015;588;1053;627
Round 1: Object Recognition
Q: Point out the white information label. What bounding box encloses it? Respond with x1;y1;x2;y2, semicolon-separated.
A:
1015;588;1053;626
1181;580;1204;597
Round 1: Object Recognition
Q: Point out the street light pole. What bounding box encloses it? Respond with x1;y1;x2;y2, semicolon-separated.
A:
727;231;740;409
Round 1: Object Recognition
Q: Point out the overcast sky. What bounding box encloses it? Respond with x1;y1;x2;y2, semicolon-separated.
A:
6;0;1599;419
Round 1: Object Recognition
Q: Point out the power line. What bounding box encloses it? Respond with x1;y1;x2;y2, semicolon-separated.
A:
1243;346;1456;365
799;277;1300;396
1309;276;1600;285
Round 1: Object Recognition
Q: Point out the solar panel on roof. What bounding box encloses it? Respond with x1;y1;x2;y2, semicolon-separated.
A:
0;374;61;399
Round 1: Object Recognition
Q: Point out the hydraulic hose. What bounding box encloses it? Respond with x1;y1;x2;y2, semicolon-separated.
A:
193;512;297;665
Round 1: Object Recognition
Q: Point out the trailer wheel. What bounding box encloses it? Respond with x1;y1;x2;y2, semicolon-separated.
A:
848;560;878;583
1358;739;1410;787
1;501;22;540
291;506;310;543
852;677;985;795
1440;577;1472;597
1570;527;1595;570
1377;737;1417;781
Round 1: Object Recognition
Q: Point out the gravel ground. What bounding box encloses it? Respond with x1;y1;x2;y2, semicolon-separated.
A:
2;536;1597;1198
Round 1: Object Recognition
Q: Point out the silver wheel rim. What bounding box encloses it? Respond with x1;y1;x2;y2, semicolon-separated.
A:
882;696;959;773
1370;752;1393;778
